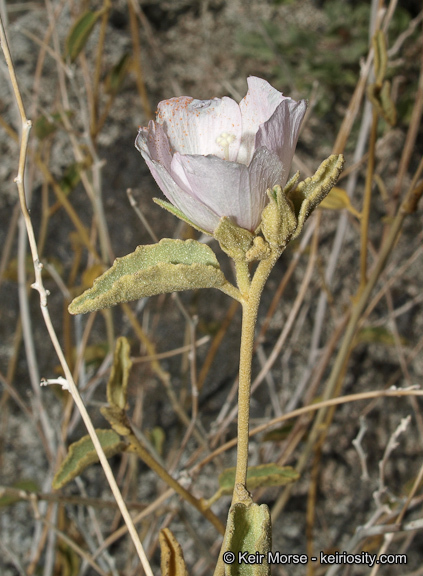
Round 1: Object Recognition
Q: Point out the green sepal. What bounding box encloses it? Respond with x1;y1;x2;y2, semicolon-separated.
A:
159;528;189;576
153;198;210;235
260;185;297;250
107;337;132;410
282;171;301;196
214;217;254;260
288;154;345;240
245;237;271;262
68;239;226;314
52;429;126;490
222;500;272;576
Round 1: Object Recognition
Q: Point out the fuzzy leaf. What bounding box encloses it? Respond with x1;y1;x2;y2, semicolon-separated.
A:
100;405;132;436
219;464;299;495
223;502;271;576
69;239;226;314
159;528;189;576
52;429;126;490
107;337;132;410
288;154;344;239
65;10;102;62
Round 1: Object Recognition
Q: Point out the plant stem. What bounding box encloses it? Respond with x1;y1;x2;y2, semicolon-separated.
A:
359;109;378;292
232;253;280;502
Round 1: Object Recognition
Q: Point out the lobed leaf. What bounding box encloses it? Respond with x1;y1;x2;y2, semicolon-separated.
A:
69;239;226;314
52;429;126;490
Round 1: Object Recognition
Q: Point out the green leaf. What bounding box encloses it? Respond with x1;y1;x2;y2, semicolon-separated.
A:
34;114;60;140
356;326;406;347
59;162;83;195
105;53;131;95
52;429;126;490
368;81;397;126
373;30;388;88
159;528;189;576
261;422;295;442
33;111;73;140
107;337;132;410
68;239;226;314
0;479;39;507
149;426;166;457
65;10;102;63
207;464;299;508
223;502;271;575
288;154;345;239
219;464;299;494
57;542;80;576
100;405;132;436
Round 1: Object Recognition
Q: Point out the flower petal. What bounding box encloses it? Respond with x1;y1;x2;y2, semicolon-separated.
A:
238;77;288;165
248;147;285;224
255;99;307;186
171;153;260;231
135;121;173;172
156;96;242;161
144;157;220;233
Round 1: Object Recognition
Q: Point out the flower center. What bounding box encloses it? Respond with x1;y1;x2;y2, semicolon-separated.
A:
216;132;236;161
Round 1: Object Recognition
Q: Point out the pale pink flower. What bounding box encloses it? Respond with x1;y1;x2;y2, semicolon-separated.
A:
135;77;306;234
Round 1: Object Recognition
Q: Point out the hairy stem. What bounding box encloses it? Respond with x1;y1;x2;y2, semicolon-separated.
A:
232;252;280;502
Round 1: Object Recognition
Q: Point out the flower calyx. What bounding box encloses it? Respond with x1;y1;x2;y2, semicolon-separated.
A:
214;216;255;261
261;154;345;251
